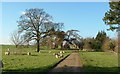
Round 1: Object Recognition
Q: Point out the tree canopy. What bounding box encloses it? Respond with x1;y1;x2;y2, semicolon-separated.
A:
103;1;120;31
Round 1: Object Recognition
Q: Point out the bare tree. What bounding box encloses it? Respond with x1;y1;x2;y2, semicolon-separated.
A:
11;31;25;48
17;8;63;52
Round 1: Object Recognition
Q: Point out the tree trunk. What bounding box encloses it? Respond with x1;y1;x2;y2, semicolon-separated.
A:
16;45;18;48
36;31;40;52
37;39;40;52
26;41;29;48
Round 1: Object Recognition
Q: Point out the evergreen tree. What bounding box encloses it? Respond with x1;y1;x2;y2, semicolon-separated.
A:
95;31;107;44
103;1;120;31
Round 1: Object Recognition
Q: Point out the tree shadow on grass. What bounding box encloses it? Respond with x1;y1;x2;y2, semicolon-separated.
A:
2;66;52;74
1;65;119;74
48;66;119;74
82;65;119;72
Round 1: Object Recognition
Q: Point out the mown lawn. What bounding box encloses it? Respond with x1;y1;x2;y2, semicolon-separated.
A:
1;45;72;73
79;51;118;72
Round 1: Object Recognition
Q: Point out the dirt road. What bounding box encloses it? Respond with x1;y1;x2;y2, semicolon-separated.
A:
49;52;83;72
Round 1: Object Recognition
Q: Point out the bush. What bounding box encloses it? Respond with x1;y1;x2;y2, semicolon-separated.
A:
114;36;119;53
83;38;102;51
91;41;102;51
102;38;116;52
102;38;110;51
83;38;94;51
109;41;116;51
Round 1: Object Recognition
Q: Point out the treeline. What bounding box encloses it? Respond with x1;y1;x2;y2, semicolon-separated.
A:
83;31;117;52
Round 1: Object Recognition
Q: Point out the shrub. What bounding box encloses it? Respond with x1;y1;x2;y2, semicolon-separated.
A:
102;38;116;52
102;38;110;51
109;41;116;51
83;38;94;51
91;41;102;51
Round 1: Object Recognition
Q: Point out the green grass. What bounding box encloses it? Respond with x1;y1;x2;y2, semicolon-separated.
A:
1;45;119;73
79;51;118;72
1;45;72;73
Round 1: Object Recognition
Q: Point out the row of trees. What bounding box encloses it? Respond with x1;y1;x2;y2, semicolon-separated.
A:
83;31;117;52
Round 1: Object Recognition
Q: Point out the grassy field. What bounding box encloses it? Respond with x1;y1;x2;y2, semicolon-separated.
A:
1;45;72;73
79;51;118;72
1;45;119;73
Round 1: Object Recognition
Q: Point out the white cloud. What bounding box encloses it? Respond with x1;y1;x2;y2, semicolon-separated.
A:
21;11;26;15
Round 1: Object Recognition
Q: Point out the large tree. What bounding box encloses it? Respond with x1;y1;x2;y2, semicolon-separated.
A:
103;1;120;31
17;8;63;52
